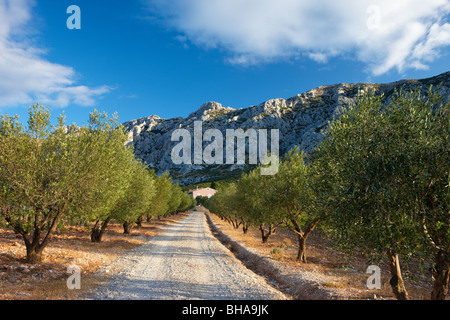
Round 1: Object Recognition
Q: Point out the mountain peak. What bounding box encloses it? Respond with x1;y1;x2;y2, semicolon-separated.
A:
187;102;235;121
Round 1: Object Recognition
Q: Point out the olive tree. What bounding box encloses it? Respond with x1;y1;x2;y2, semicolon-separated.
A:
313;87;449;299
0;105;128;262
268;149;319;262
206;183;236;224
219;182;245;231
399;88;449;300
236;169;283;242
150;172;175;219
110;160;156;234
75;110;138;243
0;106;70;263
178;191;196;212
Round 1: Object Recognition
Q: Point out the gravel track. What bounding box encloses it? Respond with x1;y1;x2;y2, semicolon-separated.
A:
93;211;287;300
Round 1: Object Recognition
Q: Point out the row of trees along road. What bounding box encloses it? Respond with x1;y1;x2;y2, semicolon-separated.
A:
0;104;196;264
204;86;449;300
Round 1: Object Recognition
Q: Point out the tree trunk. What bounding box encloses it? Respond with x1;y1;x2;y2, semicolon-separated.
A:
431;249;449;300
136;215;143;227
297;235;307;263
259;224;274;244
91;219;110;243
294;219;319;263
123;222;133;234
234;218;242;229
387;252;409;300
17;212;63;264
91;228;102;242
242;221;249;234
25;243;44;264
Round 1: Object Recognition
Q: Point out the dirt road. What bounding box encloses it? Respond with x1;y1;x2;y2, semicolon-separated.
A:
93;211;287;300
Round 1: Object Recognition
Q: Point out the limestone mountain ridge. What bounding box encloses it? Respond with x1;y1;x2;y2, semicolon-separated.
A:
122;71;450;186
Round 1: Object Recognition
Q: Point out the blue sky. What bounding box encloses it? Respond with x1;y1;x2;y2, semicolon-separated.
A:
1;0;449;127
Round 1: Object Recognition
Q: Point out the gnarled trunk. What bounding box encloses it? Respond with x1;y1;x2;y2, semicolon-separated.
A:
231;218;242;229
15;211;63;264
431;249;450;300
91;219;110;243
293;219;319;263
123;222;133;234
25;243;44;264
136;215;143;227
242;220;249;234
387;252;409;300
297;235;307;263
259;224;275;244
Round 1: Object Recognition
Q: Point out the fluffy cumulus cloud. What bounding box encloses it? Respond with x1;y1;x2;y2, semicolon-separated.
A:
145;0;450;75
0;0;110;108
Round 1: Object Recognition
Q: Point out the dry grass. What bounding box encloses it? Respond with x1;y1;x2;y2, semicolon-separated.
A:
0;212;191;300
205;211;440;300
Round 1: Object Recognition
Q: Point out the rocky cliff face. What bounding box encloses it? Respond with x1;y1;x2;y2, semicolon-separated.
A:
123;71;449;186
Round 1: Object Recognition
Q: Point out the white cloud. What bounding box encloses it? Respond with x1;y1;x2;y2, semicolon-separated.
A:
0;0;110;108
411;22;450;62
307;53;330;64
145;0;450;75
